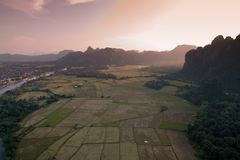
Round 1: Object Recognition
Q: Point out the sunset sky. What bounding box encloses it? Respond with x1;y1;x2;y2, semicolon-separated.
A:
0;0;240;54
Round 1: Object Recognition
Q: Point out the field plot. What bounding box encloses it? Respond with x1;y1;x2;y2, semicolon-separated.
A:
57;109;102;128
37;131;76;159
134;128;160;145
42;108;74;127
137;145;156;160
158;133;171;146
120;142;139;160
17;137;58;160
105;127;119;143
55;146;78;160
101;144;120;160
71;144;104;160
47;127;71;137
84;127;105;143
24;127;52;139
65;128;89;147
22;99;69;127
16;66;197;160
36;75;97;97
153;146;177;160
120;127;135;142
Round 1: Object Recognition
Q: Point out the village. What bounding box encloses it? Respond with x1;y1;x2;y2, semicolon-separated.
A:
0;63;56;89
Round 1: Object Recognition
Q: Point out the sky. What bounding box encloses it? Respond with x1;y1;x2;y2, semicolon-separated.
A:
0;0;240;54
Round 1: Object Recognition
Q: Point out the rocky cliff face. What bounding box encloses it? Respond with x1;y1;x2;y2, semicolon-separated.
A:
182;34;240;90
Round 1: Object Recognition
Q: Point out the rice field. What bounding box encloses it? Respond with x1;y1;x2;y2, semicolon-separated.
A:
16;66;197;160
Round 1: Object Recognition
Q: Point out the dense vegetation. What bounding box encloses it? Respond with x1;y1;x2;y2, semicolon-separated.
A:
0;83;63;159
144;80;169;90
63;68;117;79
178;80;240;160
188;102;240;160
179;80;223;105
0;95;39;160
179;34;240;159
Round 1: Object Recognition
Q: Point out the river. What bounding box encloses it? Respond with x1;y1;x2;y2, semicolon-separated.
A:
0;71;55;95
0;80;27;95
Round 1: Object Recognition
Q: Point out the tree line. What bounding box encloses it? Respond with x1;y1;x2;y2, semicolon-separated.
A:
178;80;240;160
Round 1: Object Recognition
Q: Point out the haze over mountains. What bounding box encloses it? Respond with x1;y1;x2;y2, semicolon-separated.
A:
57;45;196;66
0;45;195;65
0;50;74;62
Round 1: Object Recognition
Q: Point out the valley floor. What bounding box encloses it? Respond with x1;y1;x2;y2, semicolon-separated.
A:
16;66;197;160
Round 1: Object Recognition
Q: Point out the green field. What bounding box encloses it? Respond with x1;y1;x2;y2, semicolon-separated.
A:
159;122;188;131
159;133;171;146
155;93;197;111
42;108;74;127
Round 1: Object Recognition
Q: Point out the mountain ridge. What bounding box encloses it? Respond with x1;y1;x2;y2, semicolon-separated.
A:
56;45;196;66
0;50;74;62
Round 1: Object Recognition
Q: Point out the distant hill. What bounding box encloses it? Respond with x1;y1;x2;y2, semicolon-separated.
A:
56;45;195;66
0;50;74;62
182;34;240;90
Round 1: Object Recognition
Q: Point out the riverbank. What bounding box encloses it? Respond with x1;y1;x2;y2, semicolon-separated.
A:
0;72;55;96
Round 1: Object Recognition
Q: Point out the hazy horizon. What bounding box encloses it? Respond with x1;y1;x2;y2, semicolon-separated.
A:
0;44;196;55
1;0;240;54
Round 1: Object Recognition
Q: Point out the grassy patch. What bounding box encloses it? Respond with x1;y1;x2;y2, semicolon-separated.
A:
93;121;119;127
112;99;128;104
159;122;187;131
42;108;73;127
159;133;171;146
155;93;197;111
